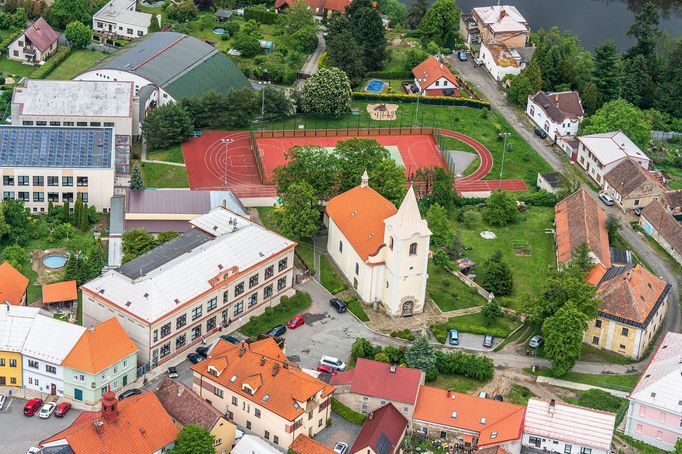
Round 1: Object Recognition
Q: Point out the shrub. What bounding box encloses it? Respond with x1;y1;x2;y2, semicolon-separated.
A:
264;307;274;316
425;367;438;382
32;47;73;79
390;329;415;341
244;6;277;24
331;398;366;425
434;350;494;381
577;389;623;413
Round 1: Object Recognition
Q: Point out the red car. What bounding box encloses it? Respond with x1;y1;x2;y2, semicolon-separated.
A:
287;315;305;329
54;402;72;417
317;365;337;375
23;398;44;416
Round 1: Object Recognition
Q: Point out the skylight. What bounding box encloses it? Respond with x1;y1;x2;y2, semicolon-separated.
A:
263;394;270;402
480;417;487;424
230;374;237;383
450;411;457;418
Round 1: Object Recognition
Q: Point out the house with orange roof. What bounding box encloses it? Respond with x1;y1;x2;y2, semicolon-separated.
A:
191;337;335;450
412;385;525;452
290;434;336;453
325;173;431;317
42;280;78;308
584;264;670;359
412;56;460;96
275;0;351;17
0;261;29;306
39;390;178;454
61;317;138;405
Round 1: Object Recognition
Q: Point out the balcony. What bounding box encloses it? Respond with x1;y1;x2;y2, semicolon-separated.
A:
23;47;36;56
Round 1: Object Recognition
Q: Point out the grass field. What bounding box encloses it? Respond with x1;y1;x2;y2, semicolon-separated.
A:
0;58;36;77
146;144;185;164
346;297;369;322
319;254;347;295
450;206;555;311
47;50;107;80
139;161;189;188
527;368;641;391
332;398;366;425
431;313;521;342
430;373;488;394
239;291;312;337
507;385;535;406
427;262;486;311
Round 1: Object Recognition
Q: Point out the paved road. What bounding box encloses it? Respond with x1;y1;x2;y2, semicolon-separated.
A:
294;32;326;89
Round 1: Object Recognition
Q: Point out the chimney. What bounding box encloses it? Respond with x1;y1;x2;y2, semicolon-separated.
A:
272;363;280;376
447;388;452;398
260;356;265;366
283;360;289;369
389;364;397;373
555;94;559;103
368;412;374;420
101;391;119;423
239;344;246;357
549;399;555;414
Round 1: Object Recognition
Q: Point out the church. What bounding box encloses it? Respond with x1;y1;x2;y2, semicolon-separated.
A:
325;172;431;317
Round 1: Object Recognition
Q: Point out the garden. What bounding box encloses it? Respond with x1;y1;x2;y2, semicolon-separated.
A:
238;290;312;337
426;262;486;312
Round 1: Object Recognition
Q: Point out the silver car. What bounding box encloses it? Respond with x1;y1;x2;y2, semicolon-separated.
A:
529;335;544;348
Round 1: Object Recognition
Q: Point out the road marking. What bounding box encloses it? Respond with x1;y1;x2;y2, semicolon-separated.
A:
5;398;12;410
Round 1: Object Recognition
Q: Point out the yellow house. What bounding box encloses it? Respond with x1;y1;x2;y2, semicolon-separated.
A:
585;264;670;359
0;304;42;387
155;377;236;454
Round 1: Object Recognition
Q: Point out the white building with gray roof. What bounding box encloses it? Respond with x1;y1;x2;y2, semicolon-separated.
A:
93;0;154;41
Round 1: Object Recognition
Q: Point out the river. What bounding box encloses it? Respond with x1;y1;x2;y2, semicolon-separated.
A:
404;0;682;51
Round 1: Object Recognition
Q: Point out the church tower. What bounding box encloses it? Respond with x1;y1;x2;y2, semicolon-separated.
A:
382;186;431;316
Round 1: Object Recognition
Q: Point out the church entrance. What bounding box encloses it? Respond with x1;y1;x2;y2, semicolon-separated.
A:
401;301;414;317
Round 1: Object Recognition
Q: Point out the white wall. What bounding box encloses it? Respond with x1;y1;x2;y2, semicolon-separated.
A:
419;76;456;95
76;70;170;105
522;433;608;454
327;218;376;303
526;98;580;141
22;356;65;396
480;44;523;81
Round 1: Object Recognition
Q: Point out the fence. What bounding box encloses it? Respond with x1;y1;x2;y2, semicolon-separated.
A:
252;125;437;139
449;268;492;301
652;130;682;142
250;130;264;184
352;93;490;109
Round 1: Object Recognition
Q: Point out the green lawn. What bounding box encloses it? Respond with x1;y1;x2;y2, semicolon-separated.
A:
0;58;36;77
139;162;189;188
146;144;185;164
431;313;521;342
332;398;366;425
47;50;107;80
507;385;535;406
527;368;641;392
580;343;637;365
256;207;316;271
346;297;369;322
319;254;347;295
427;262;486;311
430;373;488;394
239;291;312;337
451;206;556;311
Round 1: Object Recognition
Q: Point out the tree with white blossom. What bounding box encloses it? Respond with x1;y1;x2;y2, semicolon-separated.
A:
300;67;352;116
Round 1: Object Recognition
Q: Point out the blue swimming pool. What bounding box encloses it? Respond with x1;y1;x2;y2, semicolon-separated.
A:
366;79;386;94
43;255;67;269
213;27;226;35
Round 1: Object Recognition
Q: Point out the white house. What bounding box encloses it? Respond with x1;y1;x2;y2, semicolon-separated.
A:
325;173;431;317
523;398;616;454
8;17;58;64
576;131;651;187
21;314;86;397
479;41;534;81
93;0;154;41
411;56;460;96
526;91;584;141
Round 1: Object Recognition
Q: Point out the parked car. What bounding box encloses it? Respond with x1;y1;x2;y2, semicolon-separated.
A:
458;50;468;61
534;128;548;139
474;57;484;66
493;394;504;402
167;366;178;378
287;315;305;329
187;352;205;364
38;402;56;419
447;329;459;346
478;391;488;398
317;365;337;376
54;402;71;418
195;346;210;358
320;355;346;372
0;393;5;410
267;324;287;337
483;334;494;348
118;388;142;400
330;298;347;313
598;192;615;206
334;442;349;454
220;335;241;344
634;207;643;216
528;335;544;348
23;398;43;416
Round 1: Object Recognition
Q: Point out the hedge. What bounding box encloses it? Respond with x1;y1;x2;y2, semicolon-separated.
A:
0;28;22;52
244;7;277;24
331;398;366;425
365;70;412;80
32;46;73;79
352;92;490;109
390;329;415;341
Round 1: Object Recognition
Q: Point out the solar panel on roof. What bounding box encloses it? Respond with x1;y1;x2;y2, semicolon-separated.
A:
375;434;392;454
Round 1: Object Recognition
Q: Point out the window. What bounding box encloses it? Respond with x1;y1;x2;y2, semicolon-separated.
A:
18;192;29;202
18;176;29;186
160;342;171;358
3;192;14;200
28;359;39;369
389;237;394;250
564;445;572;454
46;365;56;374
33;192;44;202
192;306;202;320
12;50;18;57
207;297;218;311
10;377;16;384
153;330;158;342
77;122;87;127
82;193;88;203
339;241;343;253
277;277;287;291
619;344;626;349
160;322;171;338
622;327;629;336
264;284;273;298
137;31;143;37
318;419;323;427
33;176;44;186
595;319;602;328
273;436;279;445
176;314;186;329
191;325;202;340
529;437;541;448
223;290;228;304
127;28;133;34
232;396;238;405
104;122;114;127
246;421;251;430
634;199;640;206
214;386;223;398
278;258;288;271
264;430;269;439
207;316;216;330
47;192;59;202
255;408;261;418
22;121;32;125
265;265;274;279
49;121;60;126
77;177;88;187
592;336;599;345
409;242;418;255
89;122;101;127
3;176;14;186
580;448;592;454
62;192;73;202
0;358;4;366
62;176;73;186
176;334;186;349
249;274;259;288
213;439;221;447
234;282;244;296
355;263;359;275
234;301;244;316
248;293;257;308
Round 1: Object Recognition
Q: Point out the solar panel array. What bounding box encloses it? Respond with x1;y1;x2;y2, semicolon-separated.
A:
375;433;392;454
0;127;113;168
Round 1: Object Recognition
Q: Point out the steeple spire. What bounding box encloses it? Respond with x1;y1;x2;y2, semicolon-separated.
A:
360;170;369;188
383;186;431;240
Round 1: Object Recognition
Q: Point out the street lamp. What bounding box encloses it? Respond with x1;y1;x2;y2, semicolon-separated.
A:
499;132;512;186
220;138;234;189
414;78;426;126
260;80;271;121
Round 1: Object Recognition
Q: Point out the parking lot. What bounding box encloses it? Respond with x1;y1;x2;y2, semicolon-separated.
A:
1;396;81;454
440;332;502;352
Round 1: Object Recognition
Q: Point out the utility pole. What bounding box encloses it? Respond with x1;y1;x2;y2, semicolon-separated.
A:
499;132;511;188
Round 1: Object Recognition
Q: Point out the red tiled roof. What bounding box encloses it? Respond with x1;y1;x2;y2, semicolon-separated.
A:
24;17;58;53
0;261;28;306
155;378;222;430
275;0;351;13
42;280;77;304
62;318;138;374
350;403;408;454
330;358;423;404
412;56;459;90
290;434;336;454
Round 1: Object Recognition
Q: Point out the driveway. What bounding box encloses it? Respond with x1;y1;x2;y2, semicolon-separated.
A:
314;412;361;451
1;396;81;454
441;332;501;351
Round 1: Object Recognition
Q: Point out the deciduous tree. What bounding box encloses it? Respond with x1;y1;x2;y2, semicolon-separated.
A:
481;298;503;323
141;102;194;151
579;99;652;150
571;242;594;272
300;67;352;116
64;21;91;48
477;250;513;296
369;158;407;206
47;0;90;29
542;302;587;377
170;424;215;454
2;244;27;271
122;228;157;263
406;0;427;29
418;0;459;48
531;266;600;324
425;203;453;247
166;0;198;23
277;180;321;240
483;190;519;226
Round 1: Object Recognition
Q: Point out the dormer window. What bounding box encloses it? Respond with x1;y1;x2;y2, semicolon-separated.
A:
490;432;497;439
293;401;300;410
208;366;220;377
242;384;253;395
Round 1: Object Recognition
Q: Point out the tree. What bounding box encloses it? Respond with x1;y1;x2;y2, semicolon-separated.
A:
444;235;464;260
373;352;390;363
506;59;541;106
626;1;661;64
64;21;91;48
406;0;427;29
170;424;215;454
2;244;27;271
481;298;503;323
592;40;622;104
657;39;682;118
47;0;90;28
571;242;594;272
542;302;587;377
531;266;600;324
579;99;652;150
605;214;621;239
581;81;602;116
325;24;366;86
336;138;389;192
369;158;407;206
403;48;428;71
79;203;90;231
277;180;321;240
351;337;380;359
483;190;519;226
0;203;10;239
86;239;105;278
157;231;179;245
300;67;352;116
274;146;339;200
404;336;436;371
376;0;407;28
149;13;160;32
277;0;317;35
129;165;144;190
675;439;682;454
122;228;157;263
477;250;513;296
166;0;198;23
141;102;194;150
418;0;459;48
233;30;262;57
425;203;453;247
347;0;388;71
3;199;31;244
621;54;657;110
